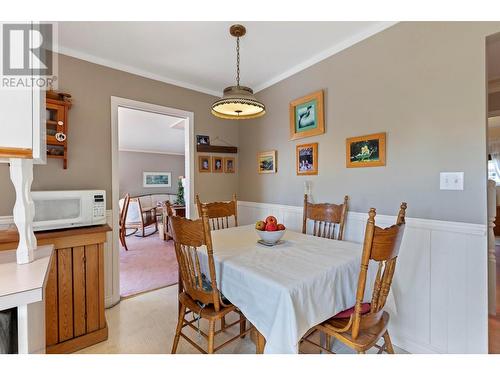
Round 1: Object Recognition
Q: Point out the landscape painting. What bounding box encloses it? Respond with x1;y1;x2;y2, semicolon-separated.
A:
143;171;172;187
257;150;277;174
346;132;386;168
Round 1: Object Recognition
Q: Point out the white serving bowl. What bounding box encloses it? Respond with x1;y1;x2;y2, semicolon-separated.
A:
256;229;286;244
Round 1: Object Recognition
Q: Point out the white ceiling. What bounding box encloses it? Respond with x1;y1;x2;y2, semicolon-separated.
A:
118;107;185;155
56;21;395;96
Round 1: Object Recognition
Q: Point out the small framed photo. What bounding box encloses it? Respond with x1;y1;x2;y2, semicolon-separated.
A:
296;143;318;175
212;157;224;173
346;132;386;168
196;135;210;145
143;172;172;187
257;150;277;174
224;157;235;173
198;155;211;172
289;90;325;140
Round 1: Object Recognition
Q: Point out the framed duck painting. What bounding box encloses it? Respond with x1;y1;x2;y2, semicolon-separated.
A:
289;90;325;140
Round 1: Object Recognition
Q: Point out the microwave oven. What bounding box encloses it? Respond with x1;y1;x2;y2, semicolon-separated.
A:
32;190;106;231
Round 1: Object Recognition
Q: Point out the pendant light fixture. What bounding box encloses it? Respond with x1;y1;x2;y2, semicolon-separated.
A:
211;24;266;120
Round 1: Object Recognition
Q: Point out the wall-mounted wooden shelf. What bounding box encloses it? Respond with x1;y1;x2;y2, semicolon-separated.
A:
46;93;72;169
196;145;238;154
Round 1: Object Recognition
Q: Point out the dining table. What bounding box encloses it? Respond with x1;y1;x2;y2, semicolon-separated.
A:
200;224;376;354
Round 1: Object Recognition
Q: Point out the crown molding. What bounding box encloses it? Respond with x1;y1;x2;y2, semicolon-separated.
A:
253;21;398;93
56;45;222;97
56;22;397;99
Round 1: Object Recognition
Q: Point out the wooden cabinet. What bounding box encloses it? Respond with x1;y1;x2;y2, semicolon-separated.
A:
0;23;45;164
0;225;111;353
46;95;71;169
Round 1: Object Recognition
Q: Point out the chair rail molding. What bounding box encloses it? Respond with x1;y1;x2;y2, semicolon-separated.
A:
237;200;489;354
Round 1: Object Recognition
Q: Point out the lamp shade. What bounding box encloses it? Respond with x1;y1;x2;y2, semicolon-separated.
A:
211;86;266;120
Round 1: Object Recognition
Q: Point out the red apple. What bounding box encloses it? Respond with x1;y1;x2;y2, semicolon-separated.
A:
265;216;278;225
255;220;266;231
265;223;278;231
277;223;286;231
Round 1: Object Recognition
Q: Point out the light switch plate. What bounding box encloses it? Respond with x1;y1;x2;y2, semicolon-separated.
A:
440;172;464;190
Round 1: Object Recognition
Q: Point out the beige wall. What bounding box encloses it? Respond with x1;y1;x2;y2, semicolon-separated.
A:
238;22;500;224
0;53;239;215
119;151;184;197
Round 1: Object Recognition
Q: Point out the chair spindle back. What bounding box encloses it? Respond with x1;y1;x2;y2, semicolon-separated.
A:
168;203;221;311
196;194;238;230
351;202;407;339
302;194;349;240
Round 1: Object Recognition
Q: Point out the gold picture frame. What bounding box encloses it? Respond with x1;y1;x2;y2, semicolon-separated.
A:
224;157;235;173
289;90;325;140
212;156;224;173
198;155;211;173
296;143;318;175
257;150;277;174
346;132;386;168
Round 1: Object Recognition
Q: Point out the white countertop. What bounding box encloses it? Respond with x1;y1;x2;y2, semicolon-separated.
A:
0;245;54;310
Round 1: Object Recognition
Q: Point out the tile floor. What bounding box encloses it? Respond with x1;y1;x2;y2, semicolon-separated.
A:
77;284;404;354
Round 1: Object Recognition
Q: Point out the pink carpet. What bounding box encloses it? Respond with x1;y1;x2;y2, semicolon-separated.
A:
120;231;178;298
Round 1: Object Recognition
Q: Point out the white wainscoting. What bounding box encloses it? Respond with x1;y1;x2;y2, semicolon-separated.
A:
237;201;488;354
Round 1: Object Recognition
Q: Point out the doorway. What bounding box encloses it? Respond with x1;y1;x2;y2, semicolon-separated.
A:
110;97;194;304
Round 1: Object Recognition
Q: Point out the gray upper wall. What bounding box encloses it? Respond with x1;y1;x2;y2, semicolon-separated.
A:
238;22;500;224
0;53;239;215
119;151;184;197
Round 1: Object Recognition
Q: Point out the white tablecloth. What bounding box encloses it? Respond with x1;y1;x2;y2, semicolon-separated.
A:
204;225;375;354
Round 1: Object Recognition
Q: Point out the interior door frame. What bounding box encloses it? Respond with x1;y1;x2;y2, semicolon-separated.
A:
110;96;194;306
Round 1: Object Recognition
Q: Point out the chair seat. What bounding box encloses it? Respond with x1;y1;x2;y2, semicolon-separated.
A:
333;302;371;318
317;311;390;351
179;292;236;320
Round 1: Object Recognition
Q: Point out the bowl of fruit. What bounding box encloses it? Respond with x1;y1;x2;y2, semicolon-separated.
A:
255;216;286;245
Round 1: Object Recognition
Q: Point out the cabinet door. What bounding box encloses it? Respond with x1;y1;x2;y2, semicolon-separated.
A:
0;22;46;163
0;88;33;154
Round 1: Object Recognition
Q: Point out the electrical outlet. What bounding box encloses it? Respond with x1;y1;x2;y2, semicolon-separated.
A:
440;172;464;191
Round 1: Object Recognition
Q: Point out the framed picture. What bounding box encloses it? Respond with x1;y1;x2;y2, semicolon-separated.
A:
198;155;211;172
196;135;210;145
224;157;235;173
289;90;325;140
143;172;171;187
212;157;224;173
346;132;386;168
257;150;277;174
296;143;318;175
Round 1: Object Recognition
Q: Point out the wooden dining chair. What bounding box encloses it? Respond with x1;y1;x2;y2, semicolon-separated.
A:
302;194;349;240
301;202;407;354
196;194;238;230
119;193;131;251
170;205;250;354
